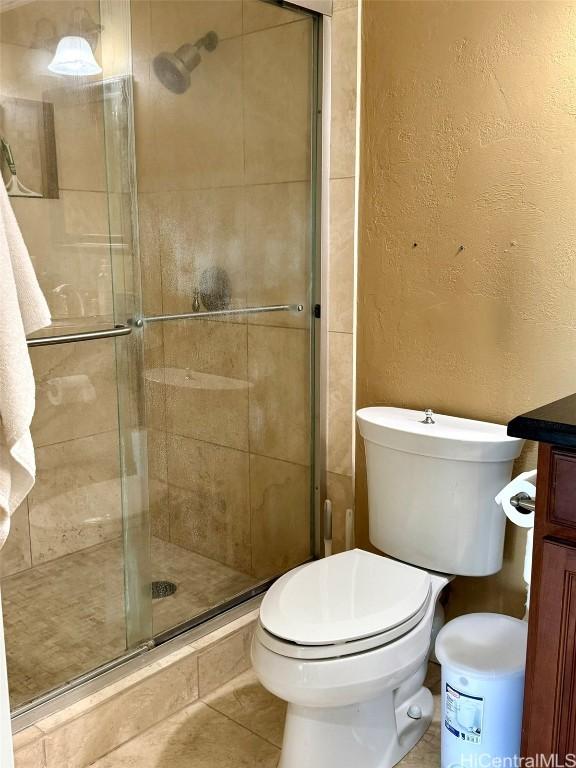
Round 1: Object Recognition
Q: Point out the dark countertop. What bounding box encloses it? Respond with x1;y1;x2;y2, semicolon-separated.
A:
508;393;576;448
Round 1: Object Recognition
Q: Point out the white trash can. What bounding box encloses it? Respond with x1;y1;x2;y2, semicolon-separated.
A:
435;613;528;768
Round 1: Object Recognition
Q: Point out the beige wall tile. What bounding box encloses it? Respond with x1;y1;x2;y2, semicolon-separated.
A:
132;58;159;193
41;647;199;768
250;455;311;578
196;622;254;697
326;471;354;553
143;323;167;432
130;0;152;64
0;43;54;104
242;0;303;34
137;193;163;315
330;7;358;179
149;478;169;540
328;177;355;333
159;187;246;316
9;199;59;281
167;435;251;572
0;501;31;578
13;726;45;768
145;36;244;192
327;331;353;476
59;190;110;239
29;431;122;564
149;0;242;50
148;426;167;483
245;181;310;329
10;195;112;323
163;321;247;379
148;428;169;539
0;1;100;48
248;325;310;466
192;611;257;653
243;19;313;185
30;339;118;447
99;2;130;79
333;0;357;11
163;320;249;450
53;97;106;192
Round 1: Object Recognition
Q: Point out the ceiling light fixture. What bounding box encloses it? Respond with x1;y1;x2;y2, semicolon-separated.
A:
47;7;102;77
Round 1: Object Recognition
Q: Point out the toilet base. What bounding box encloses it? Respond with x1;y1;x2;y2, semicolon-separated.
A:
278;681;434;768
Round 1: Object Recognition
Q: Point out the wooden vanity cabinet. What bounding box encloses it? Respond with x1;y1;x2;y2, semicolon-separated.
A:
522;443;576;758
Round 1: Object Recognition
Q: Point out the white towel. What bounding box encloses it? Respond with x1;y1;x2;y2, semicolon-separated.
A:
0;182;51;550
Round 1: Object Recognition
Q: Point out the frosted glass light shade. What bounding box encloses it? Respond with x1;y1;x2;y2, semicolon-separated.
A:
48;36;102;76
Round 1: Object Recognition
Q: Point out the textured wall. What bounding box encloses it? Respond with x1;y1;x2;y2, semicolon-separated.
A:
357;0;576;617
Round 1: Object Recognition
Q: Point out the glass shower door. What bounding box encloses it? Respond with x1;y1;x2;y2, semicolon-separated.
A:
132;0;319;637
0;0;150;710
0;0;319;713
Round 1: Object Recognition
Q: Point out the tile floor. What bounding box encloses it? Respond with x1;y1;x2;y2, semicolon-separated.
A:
2;537;255;708
89;663;442;767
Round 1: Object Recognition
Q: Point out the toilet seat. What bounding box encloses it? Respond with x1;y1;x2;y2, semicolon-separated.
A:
258;549;432;660
256;597;430;660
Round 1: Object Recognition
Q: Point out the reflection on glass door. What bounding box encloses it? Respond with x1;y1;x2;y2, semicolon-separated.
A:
132;0;318;637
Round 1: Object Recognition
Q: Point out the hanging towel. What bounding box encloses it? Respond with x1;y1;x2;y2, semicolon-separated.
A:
0;182;50;550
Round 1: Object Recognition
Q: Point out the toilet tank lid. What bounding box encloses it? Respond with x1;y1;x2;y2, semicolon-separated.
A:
356;407;524;462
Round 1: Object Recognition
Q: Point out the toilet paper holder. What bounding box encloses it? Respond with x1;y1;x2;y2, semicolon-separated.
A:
510;492;536;514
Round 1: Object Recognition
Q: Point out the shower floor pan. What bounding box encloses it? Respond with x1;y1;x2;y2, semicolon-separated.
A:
2;536;255;709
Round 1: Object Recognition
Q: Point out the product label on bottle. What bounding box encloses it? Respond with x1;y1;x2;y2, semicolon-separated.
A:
444;683;484;744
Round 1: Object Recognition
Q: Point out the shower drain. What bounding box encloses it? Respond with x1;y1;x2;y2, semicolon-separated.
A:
152;580;178;599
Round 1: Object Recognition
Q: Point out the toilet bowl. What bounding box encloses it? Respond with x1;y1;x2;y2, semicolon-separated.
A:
252;549;448;768
252;407;524;768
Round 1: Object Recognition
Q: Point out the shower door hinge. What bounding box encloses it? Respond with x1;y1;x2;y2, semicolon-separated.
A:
314;303;321;319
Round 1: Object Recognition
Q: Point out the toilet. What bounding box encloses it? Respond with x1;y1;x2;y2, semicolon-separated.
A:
251;407;524;768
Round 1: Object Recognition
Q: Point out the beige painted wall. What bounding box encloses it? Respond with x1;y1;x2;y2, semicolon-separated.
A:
357;0;576;618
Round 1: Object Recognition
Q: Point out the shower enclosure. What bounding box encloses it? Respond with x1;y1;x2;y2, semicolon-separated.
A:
0;0;321;713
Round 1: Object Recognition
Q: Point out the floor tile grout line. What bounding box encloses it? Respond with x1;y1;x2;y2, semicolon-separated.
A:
201;699;282;752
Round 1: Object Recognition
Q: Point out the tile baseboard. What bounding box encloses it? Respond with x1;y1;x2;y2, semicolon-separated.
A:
13;609;258;768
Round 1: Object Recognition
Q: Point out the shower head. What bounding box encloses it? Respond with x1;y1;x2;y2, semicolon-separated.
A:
153;31;218;94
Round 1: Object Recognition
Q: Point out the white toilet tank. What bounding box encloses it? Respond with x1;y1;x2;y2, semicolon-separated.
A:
356;407;524;576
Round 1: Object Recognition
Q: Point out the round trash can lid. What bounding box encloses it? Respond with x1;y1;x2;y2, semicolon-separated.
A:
435;613;528;678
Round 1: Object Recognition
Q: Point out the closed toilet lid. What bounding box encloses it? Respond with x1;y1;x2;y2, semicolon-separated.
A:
260;549;431;646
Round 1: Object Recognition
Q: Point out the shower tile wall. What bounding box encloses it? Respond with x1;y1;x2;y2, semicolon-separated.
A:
132;0;313;590
325;1;358;553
